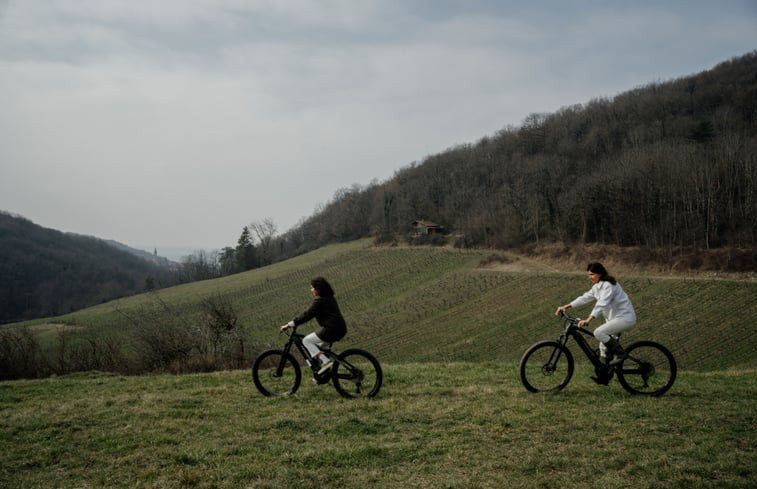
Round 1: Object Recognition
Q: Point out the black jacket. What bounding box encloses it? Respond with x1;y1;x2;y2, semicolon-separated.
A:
292;295;347;343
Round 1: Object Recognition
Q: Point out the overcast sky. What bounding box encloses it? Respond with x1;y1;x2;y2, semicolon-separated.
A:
1;1;755;259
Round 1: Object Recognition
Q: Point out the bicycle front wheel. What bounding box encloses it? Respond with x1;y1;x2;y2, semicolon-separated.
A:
252;349;301;397
519;340;574;393
616;340;677;396
332;348;382;399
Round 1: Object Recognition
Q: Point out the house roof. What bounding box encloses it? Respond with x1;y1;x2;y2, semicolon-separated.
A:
412;220;443;228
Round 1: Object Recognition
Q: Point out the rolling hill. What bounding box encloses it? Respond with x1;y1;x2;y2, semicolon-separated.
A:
0;211;175;324
10;239;756;377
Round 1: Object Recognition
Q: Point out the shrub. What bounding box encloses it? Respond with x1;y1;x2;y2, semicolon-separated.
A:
0;328;42;380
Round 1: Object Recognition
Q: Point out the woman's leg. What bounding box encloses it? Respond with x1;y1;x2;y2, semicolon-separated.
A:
594;318;635;360
303;332;329;358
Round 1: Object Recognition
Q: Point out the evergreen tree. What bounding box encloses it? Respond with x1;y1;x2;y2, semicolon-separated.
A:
218;247;238;276
235;226;257;271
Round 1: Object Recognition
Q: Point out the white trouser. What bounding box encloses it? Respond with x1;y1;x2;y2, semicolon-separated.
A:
593;318;635;357
303;332;329;359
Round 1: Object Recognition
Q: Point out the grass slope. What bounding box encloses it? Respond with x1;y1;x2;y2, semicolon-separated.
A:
15;239;757;371
1;365;755;488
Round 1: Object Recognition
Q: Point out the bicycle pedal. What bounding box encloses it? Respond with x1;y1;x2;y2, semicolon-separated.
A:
313;373;331;385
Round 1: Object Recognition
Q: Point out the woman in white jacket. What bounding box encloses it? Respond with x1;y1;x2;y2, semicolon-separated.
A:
555;262;636;366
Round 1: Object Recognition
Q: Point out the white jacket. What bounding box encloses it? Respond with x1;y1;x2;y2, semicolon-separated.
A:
571;280;636;323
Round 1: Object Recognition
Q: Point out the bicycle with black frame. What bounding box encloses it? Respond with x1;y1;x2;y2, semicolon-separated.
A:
519;310;676;396
252;322;382;398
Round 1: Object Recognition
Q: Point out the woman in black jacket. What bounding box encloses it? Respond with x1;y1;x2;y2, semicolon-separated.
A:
280;277;347;374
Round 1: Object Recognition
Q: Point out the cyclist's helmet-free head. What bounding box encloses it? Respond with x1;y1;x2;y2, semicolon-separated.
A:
587;262;617;284
586;262;608;279
310;277;335;297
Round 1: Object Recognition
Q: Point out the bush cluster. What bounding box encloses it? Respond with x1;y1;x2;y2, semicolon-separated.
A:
0;295;256;380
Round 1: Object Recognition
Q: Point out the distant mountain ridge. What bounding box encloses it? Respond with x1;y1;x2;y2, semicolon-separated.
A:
0;211;175;323
104;239;176;266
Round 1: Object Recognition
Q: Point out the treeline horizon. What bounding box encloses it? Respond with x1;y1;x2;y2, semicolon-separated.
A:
174;51;757;280
232;51;753;269
275;51;757;255
181;51;756;283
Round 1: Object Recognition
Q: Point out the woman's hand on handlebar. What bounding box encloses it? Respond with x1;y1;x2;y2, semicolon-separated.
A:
555;306;588;328
279;324;291;334
555;305;570;317
577;316;594;328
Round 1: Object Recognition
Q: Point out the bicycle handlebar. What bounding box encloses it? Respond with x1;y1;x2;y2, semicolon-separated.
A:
558;310;597;336
558;309;580;323
280;323;305;337
280;323;297;335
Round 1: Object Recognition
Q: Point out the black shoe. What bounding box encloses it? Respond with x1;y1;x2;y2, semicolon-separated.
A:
604;338;627;366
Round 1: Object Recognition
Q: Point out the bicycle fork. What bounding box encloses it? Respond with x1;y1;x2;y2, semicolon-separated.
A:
274;345;294;378
545;335;570;371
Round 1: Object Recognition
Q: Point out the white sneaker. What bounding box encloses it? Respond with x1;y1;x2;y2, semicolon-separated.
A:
317;359;333;375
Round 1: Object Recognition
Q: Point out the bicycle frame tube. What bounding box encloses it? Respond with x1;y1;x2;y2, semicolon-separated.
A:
284;330;327;366
569;327;605;369
280;327;340;379
557;318;606;370
288;333;311;360
274;332;312;377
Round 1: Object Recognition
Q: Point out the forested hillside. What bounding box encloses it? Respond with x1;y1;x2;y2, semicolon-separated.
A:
0;212;174;323
267;52;756;265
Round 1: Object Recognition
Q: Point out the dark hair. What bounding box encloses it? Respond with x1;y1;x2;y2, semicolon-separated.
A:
311;277;335;297
587;262;616;285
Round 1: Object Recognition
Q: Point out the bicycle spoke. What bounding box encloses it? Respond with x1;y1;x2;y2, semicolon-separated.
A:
616;341;676;396
252;350;301;397
519;341;574;393
332;349;382;399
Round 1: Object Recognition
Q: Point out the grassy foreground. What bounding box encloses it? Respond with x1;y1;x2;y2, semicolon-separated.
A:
1;364;755;488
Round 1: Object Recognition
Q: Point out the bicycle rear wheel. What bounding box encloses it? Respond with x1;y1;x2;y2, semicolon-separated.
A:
616;340;677;396
519;340;574;393
332;348;382;399
252;349;301;397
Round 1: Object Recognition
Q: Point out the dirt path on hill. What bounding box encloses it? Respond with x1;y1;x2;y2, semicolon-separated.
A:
475;244;757;281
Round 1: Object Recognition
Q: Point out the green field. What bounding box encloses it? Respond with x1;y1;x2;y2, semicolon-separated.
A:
1;365;755;488
17;239;757;372
3;240;756;487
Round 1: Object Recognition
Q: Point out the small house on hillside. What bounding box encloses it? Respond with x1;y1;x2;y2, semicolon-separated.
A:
411;220;445;236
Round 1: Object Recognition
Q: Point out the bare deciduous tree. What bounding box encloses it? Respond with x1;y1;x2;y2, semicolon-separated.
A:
249;218;278;265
